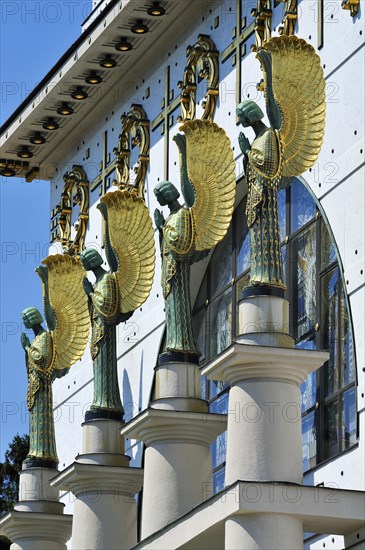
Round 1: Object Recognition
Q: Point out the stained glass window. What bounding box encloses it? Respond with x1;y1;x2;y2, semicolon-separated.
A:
192;176;357;489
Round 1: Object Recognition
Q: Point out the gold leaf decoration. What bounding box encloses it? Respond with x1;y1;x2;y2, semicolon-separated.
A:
179;119;236;251
262;35;326;177
99;190;155;313
42;254;89;371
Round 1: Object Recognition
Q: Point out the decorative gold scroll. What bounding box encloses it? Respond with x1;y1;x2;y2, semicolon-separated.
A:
178;34;219;122
57;165;89;256
277;0;298;35
341;0;360;17
251;0;273;51
113;104;150;198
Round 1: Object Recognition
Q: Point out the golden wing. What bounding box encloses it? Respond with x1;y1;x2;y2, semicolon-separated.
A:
99;190;155;313
262;35;326;177
179;119;236;252
41;255;89;371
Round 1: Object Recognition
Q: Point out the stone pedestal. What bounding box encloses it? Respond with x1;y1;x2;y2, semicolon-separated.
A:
122;360;227;540
0;466;72;550
202;293;329;550
51;418;143;550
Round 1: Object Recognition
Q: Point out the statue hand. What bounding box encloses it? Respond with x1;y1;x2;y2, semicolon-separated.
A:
256;48;272;74
35;265;48;285
239;132;251;155
154;209;165;230
21;333;30;351
83;277;94;296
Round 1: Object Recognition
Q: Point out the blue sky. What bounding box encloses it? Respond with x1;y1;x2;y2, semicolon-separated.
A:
0;1;94;459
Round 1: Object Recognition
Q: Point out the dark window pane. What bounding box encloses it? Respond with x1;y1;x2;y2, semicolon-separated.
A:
193;276;207;311
278;188;286;241
295;225;317;338
193;308;207;360
340;291;356;387
302;412;317;471
322;269;339;397
213;467;225;494
281;244;287;286
211;431;227;469
236;199;250;277
235;273;250;335
201;375;207;401
210;227;233;297
208;289;232;359
341;387;357;450
209;379;229;399
298;337;317;412
321;223;337;270
210;391;229;414
290;179;316;232
324;400;339;459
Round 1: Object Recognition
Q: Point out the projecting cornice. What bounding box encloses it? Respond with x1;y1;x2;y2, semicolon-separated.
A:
0;0;212;181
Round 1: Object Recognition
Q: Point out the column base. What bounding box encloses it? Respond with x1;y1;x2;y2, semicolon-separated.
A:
238;294;294;347
122;407;227;539
51;462;143;550
226;513;303;550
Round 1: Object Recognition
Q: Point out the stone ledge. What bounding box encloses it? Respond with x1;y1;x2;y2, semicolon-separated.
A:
121;407;227;446
202;343;329;386
132;481;365;550
50;461;143;497
0;510;72;542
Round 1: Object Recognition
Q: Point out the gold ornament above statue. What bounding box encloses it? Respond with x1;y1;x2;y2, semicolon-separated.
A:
237;35;326;291
178;34;219;122
57;165;89;255
113;104;150;198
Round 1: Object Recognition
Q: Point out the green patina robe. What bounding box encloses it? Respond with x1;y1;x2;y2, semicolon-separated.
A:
26;331;58;463
89;272;123;413
246;127;286;289
161;206;198;355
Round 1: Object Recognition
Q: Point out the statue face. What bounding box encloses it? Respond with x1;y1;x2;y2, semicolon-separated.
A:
80;249;103;271
22;308;43;328
237;101;264;128
154;181;179;206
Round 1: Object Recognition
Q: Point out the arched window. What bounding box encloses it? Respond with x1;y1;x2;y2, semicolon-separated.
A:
192;177;357;491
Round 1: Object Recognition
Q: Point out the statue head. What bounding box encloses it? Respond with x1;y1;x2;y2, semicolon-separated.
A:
154;181;180;206
80;248;103;271
22;307;44;329
236;100;264;127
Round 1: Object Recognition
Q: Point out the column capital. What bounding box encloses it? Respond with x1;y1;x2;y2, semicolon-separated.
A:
0;510;72;546
51;461;143;497
202;343;329;386
121;408;227;447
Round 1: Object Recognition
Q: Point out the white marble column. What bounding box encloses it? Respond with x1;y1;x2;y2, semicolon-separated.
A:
122;359;227;540
51;418;143;550
203;293;329;550
0;465;72;550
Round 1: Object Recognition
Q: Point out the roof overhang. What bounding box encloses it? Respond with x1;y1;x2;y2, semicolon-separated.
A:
0;0;212;181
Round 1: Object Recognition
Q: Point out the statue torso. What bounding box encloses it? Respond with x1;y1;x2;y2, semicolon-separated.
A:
163;207;195;260
92;272;120;324
248;128;282;184
26;331;53;410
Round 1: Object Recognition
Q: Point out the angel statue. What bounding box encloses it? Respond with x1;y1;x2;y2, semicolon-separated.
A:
80;190;155;420
154;119;236;361
237;35;326;292
21;255;89;467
